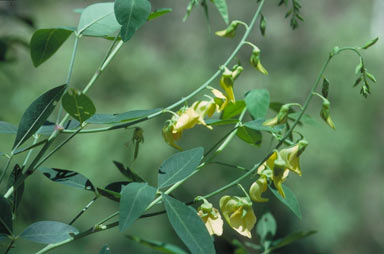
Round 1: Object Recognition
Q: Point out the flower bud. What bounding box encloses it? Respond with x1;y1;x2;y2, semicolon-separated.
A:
220;67;236;103
249;176;269;202
263;104;290;126
215;21;240;38
250;48;268;75
320;99;336;130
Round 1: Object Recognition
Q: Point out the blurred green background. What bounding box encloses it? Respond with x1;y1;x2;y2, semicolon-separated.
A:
1;0;383;253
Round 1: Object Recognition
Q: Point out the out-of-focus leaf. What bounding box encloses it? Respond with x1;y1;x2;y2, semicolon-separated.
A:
7;164;24;215
211;0;229;24
97;187;121;202
148;8;172;21
114;0;151;41
87;108;161;124
13;84;67;150
39;167;95;192
269;183;302;219
0;121;17;134
205;118;239;126
30;28;72;67
158;147;204;189
288;112;317;126
119;183;157;231
244;89;270;120
99;244;110;254
236;126;262;146
162;194;215;254
20;221;79;244
270;230;317;251
127;235;187;254
62;89;96;124
0;196;13;235
256;212;276;249
113;161;144;182
221;101;246;120
244;119;284;133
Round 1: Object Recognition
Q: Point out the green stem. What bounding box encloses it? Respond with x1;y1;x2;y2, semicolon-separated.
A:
69;196;98;225
66;36;79;85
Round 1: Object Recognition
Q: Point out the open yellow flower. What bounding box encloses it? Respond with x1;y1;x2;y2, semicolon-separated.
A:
211;88;228;112
219;196;256;238
197;201;223;236
249;176;269;202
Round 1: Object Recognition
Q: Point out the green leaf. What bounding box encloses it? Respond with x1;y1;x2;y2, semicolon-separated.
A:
236;126;262;146
87;108;161;124
321;77;330;98
270;230;317;251
158;147;204;189
13;84;67;150
20;221;79;244
114;0;151;42
0;234;9;241
148;8;172;21
211;0;229;24
6;164;24;215
0;196;13;235
127;235;187;254
77;3;121;38
244;119;284;133
269;183;302;219
62;88;96;124
256;212;277;247
113;161;144;182
288;112;317;126
244;89;270;119
99;245;110;254
119;182;157;231
30;28;73;67
0;121;17;134
361;37;379;50
162;194;215;254
205;118;239;126
259;14;266;36
39;167;95;192
97;187;121;202
221;101;246;120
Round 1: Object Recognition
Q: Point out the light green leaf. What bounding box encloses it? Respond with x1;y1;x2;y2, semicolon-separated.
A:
269;183;302;219
270;230;317;251
127;235;187;254
205;118;239;126
20;221;79;244
87;108;161;124
114;0;151;42
148;8;172;21
288;112;317;126
361;37;379;50
221;100;246;120
62;88;96;124
244;119;284;133
162;194;215;254
0;121;17;134
236;126;262;146
30;28;73;67
13;84;67;150
244;89;270;119
158;147;204;189
0;196;13;235
119;182;157;232
77;3;121;38
211;0;229;24
256;212;277;246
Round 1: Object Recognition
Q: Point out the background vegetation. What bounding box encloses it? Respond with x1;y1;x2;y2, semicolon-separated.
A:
0;0;383;253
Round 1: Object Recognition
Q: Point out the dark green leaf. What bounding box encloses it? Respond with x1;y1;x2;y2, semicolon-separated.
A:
366;72;376;83
221;101;246;120
256;212;276;246
158;147;204;189
119;182;157;231
114;0;151;41
162;194;215;254
97;187;121;202
270;230;317;251
30;28;72;67
0;196;13;235
113;161;144;182
127;235;187;254
148;8;173;21
39;167;95;192
77;3;121;38
259;14;266;36
269;183;302;219
13;84;67;150
244;89;270;119
205;118;239;126
236;126;262;146
361;37;379;50
106;181;130;193
0;121;17;134
99;245;110;254
321;77;330;98
87;108;161;124
7;164;24;215
62;88;96;123
244;119;284;133
211;0;229;24
20;221;79;244
0;234;9;241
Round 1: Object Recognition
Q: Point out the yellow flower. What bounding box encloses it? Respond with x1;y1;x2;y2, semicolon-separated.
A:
279;140;308;176
219;196;256;238
215;21;240;38
191;100;216;130
249;176;269;202
173;107;200;133
211;88;228;112
220;67;236;103
162;124;182;150
197;201;223;236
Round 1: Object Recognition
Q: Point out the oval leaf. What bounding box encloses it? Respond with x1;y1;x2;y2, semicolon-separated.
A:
13;84;67;150
20;221;79;244
269;183;302;219
158;147;204;189
87;108;161;124
162;194;215;254
256;212;277;244
30;28;73;67
114;0;151;41
0;121;17;134
77;3;121;37
236;126;262;146
39;167;95;192
0;196;13;235
119;182;157;232
62;89;96;123
221;101;246;120
244;89;270;120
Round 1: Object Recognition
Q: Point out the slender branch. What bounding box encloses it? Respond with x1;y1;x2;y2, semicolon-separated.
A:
69;196;98;225
66;36;79;85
